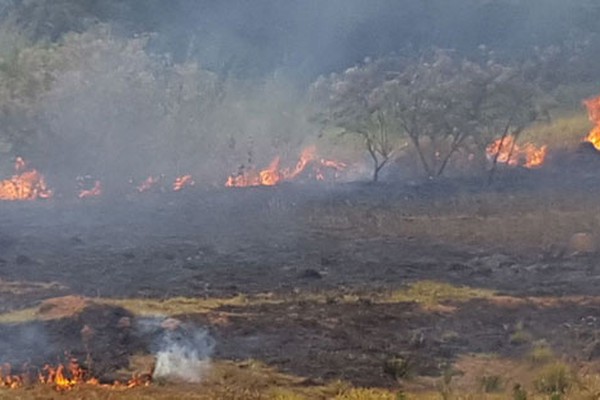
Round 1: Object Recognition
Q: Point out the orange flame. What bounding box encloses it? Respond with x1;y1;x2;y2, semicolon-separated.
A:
0;364;23;389
584;95;600;150
173;175;194;191
78;180;102;199
1;358;150;391
486;135;547;168
226;157;281;187
0;157;53;201
225;146;346;187
40;360;85;391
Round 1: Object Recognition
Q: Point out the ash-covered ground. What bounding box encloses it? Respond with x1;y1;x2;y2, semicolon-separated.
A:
3;167;600;388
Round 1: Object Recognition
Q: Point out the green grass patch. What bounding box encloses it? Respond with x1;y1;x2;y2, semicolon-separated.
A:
520;112;591;149
0;281;496;325
0;293;285;324
384;281;495;307
101;294;279;316
0;307;38;324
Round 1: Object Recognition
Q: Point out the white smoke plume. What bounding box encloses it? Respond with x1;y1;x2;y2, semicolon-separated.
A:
137;317;215;383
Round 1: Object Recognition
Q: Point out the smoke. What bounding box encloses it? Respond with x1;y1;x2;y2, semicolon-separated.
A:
0;323;54;367
15;25;317;189
138;318;215;383
0;1;597;187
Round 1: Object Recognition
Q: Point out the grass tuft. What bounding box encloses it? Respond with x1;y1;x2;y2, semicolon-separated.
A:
385;281;495;308
533;362;573;395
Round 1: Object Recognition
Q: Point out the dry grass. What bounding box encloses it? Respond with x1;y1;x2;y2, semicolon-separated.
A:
0;360;342;400
0;280;495;325
520;112;591;150
384;280;495;308
0;293;281;324
0;280;66;296
103;293;280;316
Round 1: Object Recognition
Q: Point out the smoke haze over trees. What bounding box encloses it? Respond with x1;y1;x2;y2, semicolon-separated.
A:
0;0;598;185
3;0;600;81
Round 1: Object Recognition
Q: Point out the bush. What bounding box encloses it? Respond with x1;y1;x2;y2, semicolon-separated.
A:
528;340;555;365
533;362;573;394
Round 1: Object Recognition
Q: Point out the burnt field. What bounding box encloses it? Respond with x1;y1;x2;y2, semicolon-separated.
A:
3;167;600;399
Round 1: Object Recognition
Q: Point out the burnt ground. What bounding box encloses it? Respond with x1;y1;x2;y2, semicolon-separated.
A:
3;166;600;393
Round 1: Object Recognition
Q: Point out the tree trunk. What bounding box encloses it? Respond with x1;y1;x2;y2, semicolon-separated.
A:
436;134;467;177
409;135;433;178
488;114;515;185
372;156;390;182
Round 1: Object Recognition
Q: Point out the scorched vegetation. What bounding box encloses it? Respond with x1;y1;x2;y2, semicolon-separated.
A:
0;1;599;399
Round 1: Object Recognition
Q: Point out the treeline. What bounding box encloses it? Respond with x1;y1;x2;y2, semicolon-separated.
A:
0;26;312;190
0;1;598;187
2;0;600;81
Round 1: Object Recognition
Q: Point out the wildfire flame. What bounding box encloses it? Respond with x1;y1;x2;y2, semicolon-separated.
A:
0;157;52;201
1;358;150;391
78;180;102;199
173;175;195;191
39;359;89;391
225;146;346;187
0;364;23;389
486;135;547;168
584;95;600;150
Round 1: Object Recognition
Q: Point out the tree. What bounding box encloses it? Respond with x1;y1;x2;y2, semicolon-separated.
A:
309;58;404;182
310;50;541;180
0;23;64;161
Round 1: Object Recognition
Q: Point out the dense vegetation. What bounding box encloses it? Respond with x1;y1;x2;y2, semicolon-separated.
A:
0;0;598;185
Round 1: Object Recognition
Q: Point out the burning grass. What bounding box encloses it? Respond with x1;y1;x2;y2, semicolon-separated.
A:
486;136;547;168
225;145;347;188
0;158;52;201
0;356;526;400
4;285;600;398
3;132;600;399
584;94;600;150
0;360;346;400
4;358;596;400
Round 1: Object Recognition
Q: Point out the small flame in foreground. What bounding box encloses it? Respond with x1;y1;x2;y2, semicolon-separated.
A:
584;95;600;150
225;146;347;187
173;175;194;191
0;157;52;201
486;135;547;168
0;364;22;389
1;358;150;391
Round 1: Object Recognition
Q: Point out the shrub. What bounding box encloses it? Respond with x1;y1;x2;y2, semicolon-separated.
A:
533;362;573;394
528;340;555;364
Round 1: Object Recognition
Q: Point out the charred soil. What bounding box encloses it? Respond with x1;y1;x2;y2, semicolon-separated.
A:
2;170;600;397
